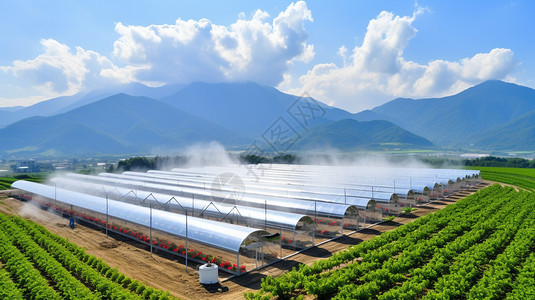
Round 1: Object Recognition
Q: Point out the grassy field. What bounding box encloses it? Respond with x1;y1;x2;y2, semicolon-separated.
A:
466;166;535;192
0;174;45;190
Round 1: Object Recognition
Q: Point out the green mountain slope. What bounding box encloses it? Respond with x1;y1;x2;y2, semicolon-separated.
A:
0;94;247;156
360;80;535;147
294;119;434;150
161;81;355;137
468;109;535;150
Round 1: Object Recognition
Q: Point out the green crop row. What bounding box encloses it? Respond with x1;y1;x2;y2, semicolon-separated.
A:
0;213;178;300
466;166;535;191
246;185;535;299
0;175;45;190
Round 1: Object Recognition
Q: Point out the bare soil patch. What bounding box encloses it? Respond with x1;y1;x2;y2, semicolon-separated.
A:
0;182;487;299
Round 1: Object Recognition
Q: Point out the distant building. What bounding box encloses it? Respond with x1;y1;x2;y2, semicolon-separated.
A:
459;153;490;159
10;160;40;173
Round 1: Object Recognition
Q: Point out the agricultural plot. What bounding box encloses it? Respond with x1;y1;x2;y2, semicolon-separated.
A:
467;166;535;191
246;185;535;299
0;174;44;190
0;213;177;300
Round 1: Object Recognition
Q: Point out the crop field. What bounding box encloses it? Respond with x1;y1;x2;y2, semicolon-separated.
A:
2;166;534;299
0;213;176;300
246;184;535;299
0;174;44;190
467;166;535;191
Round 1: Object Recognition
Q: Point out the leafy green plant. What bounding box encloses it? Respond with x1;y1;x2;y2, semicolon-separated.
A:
0;213;179;300
247;185;535;299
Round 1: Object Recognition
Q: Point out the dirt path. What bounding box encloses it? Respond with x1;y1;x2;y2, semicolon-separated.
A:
484;179;520;191
0;182;487;300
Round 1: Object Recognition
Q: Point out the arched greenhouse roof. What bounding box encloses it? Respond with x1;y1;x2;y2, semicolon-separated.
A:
49;176;312;232
12;180;269;254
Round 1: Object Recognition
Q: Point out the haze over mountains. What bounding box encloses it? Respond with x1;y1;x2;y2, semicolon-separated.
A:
0;80;533;157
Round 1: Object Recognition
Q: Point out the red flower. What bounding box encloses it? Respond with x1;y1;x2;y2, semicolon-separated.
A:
202;257;206;261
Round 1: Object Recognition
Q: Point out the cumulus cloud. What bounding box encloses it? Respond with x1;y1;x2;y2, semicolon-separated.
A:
285;9;518;113
0;38;136;104
112;1;313;86
0;2;520;111
0;1;313;106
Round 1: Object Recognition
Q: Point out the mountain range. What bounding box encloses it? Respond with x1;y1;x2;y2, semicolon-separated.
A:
0;80;533;157
355;80;535;150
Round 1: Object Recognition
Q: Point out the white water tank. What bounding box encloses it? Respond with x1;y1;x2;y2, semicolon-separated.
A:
199;263;218;284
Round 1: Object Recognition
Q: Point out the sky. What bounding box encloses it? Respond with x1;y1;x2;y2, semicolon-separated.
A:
0;0;533;113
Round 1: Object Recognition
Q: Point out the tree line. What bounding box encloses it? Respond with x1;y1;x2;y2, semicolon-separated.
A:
464;156;535;168
106;154;534;174
106;154;298;173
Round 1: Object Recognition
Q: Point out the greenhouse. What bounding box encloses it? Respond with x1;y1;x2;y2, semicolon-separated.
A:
63;173;360;237
156;168;412;210
50;176;316;250
115;171;383;225
167;166;441;198
179;164;479;200
214;164;480;188
12;180;278;274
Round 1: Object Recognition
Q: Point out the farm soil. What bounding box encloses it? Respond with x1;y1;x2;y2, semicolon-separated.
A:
0;182;487;300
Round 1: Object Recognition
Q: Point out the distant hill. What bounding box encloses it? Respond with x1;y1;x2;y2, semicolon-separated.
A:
294;118;434;150
0;93;89;129
356;80;535;148
0;82;185;129
468;110;535;150
2;80;534;156
161;81;355;137
0;94;247;156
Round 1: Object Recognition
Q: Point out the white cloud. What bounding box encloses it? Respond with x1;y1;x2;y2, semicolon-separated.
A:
0;1;313;106
0;38;130;103
111;1;313;86
0;2;520;111
287;9;518;113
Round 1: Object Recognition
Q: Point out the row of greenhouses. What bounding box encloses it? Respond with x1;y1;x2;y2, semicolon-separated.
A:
11;164;480;275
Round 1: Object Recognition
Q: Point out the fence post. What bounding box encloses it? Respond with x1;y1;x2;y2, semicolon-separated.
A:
150;204;153;256
105;195;108;237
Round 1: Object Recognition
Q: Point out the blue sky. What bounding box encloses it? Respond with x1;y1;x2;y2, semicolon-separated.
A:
1;0;533;112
